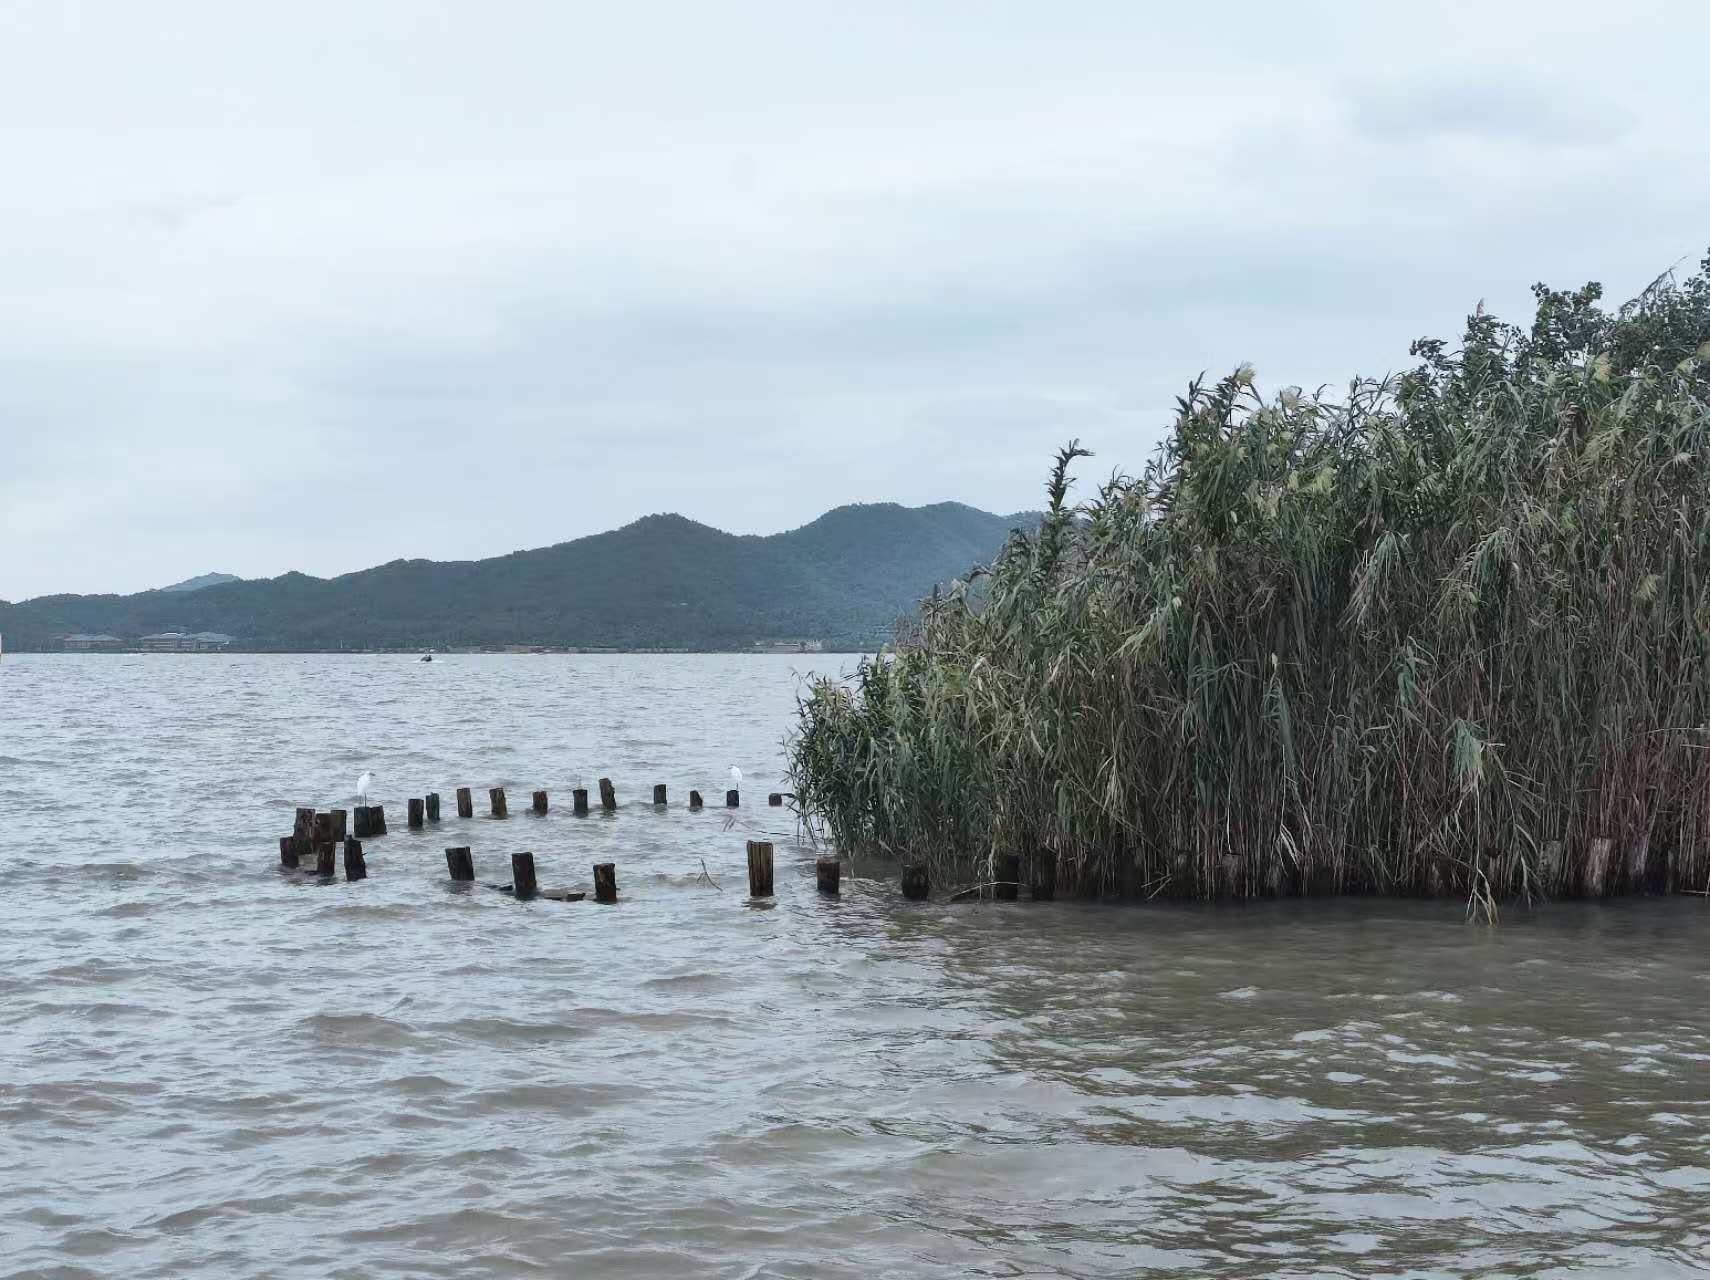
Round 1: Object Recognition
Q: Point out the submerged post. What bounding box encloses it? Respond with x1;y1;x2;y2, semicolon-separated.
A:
344;839;367;881
532;790;548;815
593;862;617;903
689;790;703;810
726;789;740;808
599;778;617;811
572;788;589;815
425;793;440;822
653;783;667;806
446;847;475;881
279;835;299;869
1030;849;1057;901
315;841;337;877
511;852;538;900
901;864;930;900
768;793;783;807
816;856;841;896
746;840;774;897
489;787;508;819
408;797;425;829
456;787;474;819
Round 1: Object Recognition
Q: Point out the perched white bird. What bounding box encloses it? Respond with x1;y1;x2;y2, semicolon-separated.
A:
729;765;742;785
357;771;374;805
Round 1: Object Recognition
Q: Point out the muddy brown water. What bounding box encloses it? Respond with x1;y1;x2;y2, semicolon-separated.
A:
3;654;1708;1277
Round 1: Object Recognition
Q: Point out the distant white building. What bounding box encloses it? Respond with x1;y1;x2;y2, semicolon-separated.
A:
138;631;234;653
61;633;125;652
751;639;824;655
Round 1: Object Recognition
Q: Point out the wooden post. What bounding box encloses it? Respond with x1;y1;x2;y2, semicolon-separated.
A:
511;852;538;900
489;787;508;818
689;790;703;809
371;804;388;836
313;811;334;845
599;778;616;811
352;805;372;838
456;787;474;819
1030;849;1057;901
446;847;474;881
344;839;367;881
408;797;424;829
901;864;929;900
425;793;440;822
279;835;299;868
726;789;740;808
532;790;548;815
315;842;337;877
816;856;841;895
330;809;348;841
653;783;667;806
573;787;589;815
994;853;1019;900
294;807;316;839
768;793;783;806
746;840;774;897
593;862;617;903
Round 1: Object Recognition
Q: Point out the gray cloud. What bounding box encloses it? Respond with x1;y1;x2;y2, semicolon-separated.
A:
1;0;1706;598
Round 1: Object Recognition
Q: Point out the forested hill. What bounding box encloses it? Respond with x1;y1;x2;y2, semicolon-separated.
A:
1;502;1026;651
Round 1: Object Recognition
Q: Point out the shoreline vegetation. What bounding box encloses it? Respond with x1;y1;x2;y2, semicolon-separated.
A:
790;255;1710;916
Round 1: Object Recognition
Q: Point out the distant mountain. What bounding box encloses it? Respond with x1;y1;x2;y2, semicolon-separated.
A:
159;572;242;594
0;502;1029;652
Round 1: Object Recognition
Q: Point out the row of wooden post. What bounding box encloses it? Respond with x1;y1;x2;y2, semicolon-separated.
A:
443;846;618;903
743;840;842;897
384;780;772;827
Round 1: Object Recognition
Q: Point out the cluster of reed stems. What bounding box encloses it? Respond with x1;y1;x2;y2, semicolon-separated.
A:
790;258;1710;912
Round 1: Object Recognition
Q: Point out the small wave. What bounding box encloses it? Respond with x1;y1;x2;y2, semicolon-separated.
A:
299;1011;433;1052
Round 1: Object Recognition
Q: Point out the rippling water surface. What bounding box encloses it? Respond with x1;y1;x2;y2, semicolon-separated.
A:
3;654;1709;1278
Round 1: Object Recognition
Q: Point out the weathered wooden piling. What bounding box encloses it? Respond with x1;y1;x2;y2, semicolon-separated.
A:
344;839;367;881
593;862;618;903
446;846;475;881
279;835;299;868
994;853;1020;901
726;789;740;808
372;804;388;835
653;783;667;806
573;787;590;815
489;787;508;818
313;811;334;846
330;809;348;841
768;793;783;807
408;797;425;829
315;842;337;877
511;852;538;900
425;793;440;822
456;787;474;819
294;807;316;838
901;864;930;900
816;856;841;896
689;790;703;809
599;778;617;811
352;805;374;838
1029;850;1057;901
532;789;548;815
746;840;774;896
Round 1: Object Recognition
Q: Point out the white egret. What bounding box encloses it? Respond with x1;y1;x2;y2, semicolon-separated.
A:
357;771;374;805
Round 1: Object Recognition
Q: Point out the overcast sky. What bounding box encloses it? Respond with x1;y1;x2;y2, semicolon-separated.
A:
2;1;1706;600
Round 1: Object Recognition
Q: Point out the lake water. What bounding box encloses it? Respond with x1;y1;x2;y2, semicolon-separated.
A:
3;653;1709;1278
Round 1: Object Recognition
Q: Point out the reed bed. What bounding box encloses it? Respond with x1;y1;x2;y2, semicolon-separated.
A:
789;259;1710;911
